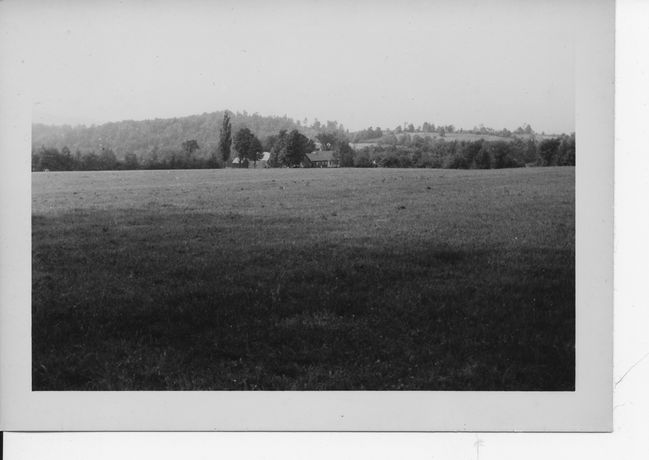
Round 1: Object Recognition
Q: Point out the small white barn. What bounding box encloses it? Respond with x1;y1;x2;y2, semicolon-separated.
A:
257;151;271;168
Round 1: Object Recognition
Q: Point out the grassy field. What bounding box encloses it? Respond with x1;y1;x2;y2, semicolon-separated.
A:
32;167;574;390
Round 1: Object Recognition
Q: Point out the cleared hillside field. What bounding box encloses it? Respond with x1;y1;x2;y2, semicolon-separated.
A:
32;167;574;390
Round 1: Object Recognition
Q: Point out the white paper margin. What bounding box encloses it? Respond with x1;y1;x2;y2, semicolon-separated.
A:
0;0;614;432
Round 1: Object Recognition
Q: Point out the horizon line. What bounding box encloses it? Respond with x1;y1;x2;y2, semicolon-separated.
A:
31;109;573;136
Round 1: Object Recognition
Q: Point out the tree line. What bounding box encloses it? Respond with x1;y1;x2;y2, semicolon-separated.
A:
31;133;574;172
31;110;332;161
32;113;574;171
347;135;574;169
351;122;539;143
31;113;319;171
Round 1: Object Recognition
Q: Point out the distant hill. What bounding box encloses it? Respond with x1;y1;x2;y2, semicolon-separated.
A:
33;111;565;161
32;111;326;160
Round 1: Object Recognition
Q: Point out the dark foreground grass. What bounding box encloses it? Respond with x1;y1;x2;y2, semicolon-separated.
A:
32;167;574;390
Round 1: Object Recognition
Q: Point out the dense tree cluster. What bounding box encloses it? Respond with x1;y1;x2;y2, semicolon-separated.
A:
393;123;455;135
351;126;384;142
349;134;575;169
266;130;315;167
31;141;220;171
232;127;263;167
361;122;537;142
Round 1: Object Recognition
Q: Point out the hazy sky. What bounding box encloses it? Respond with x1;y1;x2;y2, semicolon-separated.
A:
8;0;576;133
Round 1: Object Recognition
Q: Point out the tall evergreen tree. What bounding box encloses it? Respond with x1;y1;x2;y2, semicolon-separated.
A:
268;129;288;167
218;112;232;162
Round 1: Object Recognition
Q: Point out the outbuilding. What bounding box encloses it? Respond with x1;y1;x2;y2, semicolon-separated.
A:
303;150;338;168
231;151;271;168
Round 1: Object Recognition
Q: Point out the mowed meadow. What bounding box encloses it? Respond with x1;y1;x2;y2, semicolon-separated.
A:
32;167;574;390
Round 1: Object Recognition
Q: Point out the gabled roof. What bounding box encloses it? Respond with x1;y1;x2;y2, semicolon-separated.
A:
306;150;336;162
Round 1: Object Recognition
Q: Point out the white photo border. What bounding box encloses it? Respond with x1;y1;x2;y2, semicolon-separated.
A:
0;0;613;432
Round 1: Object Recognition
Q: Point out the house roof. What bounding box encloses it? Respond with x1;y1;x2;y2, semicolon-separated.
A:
306;150;336;162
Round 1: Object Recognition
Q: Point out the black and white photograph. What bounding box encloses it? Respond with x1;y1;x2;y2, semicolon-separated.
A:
0;0;615;431
28;0;579;392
